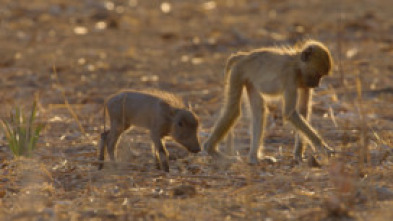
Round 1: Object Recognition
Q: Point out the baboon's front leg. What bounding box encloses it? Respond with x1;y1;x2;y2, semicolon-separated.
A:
246;83;267;164
284;89;334;157
294;88;312;161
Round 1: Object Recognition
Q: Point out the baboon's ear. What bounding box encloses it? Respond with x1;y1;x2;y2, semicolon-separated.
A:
301;46;313;62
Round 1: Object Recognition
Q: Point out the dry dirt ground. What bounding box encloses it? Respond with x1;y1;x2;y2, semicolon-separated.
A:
1;0;393;220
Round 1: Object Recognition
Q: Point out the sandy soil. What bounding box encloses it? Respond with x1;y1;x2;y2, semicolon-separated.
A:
1;0;393;220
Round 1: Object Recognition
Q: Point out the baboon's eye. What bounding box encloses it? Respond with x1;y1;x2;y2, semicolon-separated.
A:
178;121;183;127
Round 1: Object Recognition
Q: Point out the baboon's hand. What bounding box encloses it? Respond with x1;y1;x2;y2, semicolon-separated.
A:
203;142;232;160
208;149;228;160
203;141;219;156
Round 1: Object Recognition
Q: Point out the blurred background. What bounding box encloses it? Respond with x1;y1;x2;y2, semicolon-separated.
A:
0;0;393;220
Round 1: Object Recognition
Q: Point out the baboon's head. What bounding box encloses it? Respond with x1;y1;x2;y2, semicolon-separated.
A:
299;41;333;88
171;110;201;153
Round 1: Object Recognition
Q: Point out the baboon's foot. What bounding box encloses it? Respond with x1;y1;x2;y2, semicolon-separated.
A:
211;150;230;160
207;149;239;166
203;142;229;159
203;141;216;155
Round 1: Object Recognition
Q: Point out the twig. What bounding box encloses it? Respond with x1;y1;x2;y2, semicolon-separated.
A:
336;8;345;88
51;64;86;134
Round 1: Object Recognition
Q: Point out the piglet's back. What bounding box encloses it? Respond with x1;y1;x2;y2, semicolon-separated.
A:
107;90;184;107
106;90;184;127
142;89;185;109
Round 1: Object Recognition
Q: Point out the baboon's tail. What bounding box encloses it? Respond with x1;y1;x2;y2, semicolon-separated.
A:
208;54;245;144
224;53;245;81
223;53;245;109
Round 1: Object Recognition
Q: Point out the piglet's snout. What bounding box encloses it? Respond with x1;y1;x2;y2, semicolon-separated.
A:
184;138;201;153
189;144;201;153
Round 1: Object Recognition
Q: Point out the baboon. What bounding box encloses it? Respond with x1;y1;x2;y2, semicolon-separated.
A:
204;40;335;164
98;90;201;172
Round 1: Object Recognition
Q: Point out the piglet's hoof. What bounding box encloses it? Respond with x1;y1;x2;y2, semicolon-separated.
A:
308;155;322;168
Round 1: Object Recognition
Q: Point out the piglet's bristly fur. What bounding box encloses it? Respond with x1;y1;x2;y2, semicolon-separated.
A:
98;90;201;172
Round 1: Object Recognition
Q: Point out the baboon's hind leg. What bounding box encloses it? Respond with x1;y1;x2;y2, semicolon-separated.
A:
246;83;267;164
204;68;243;156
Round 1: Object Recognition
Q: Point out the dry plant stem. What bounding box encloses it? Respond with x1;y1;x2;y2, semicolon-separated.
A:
356;75;370;168
336;8;352;160
52;64;85;134
336;9;345;87
336;8;354;162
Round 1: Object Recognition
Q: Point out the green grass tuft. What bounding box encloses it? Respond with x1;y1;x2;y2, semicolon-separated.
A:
1;101;44;157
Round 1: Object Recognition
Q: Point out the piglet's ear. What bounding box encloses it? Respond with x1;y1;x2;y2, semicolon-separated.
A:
182;97;192;111
301;46;313;62
159;101;174;117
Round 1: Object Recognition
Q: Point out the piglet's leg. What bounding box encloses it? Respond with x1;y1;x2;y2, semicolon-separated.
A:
98;130;109;170
151;134;169;172
107;127;122;162
151;143;161;170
